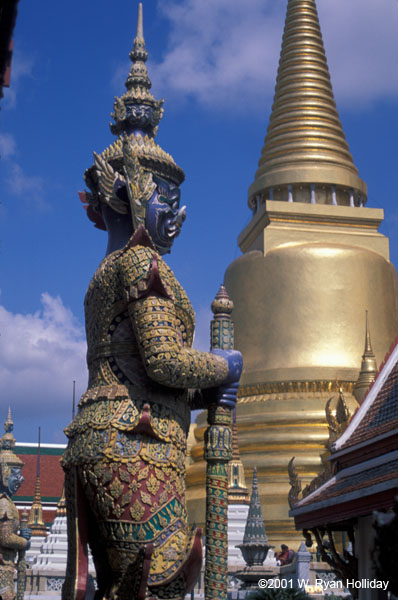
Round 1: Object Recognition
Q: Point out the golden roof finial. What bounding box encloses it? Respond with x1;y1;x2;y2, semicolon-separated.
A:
248;0;367;207
364;310;374;356
56;485;67;517
354;311;377;403
28;427;47;537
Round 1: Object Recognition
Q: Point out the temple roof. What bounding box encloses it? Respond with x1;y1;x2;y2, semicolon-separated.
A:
290;338;398;527
335;338;398;453
14;442;65;525
293;452;398;513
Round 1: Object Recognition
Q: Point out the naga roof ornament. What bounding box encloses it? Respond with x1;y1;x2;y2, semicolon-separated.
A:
82;3;184;231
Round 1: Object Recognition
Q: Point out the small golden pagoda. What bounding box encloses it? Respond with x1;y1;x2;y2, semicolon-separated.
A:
353;312;378;403
55;486;67;518
228;412;249;505
27;427;47;537
187;0;398;548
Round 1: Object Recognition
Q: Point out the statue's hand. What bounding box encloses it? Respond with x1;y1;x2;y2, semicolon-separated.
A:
215;381;240;409
211;349;243;384
20;527;31;541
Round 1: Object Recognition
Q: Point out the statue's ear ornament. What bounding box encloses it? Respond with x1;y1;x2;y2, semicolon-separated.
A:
93;152;128;216
92;136;157;231
0;456;11;488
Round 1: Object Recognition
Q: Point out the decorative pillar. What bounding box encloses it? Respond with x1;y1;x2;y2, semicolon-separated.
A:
204;285;235;600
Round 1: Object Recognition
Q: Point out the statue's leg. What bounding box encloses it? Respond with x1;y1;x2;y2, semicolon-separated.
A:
0;565;16;600
77;457;154;600
85;496;113;600
147;527;202;600
62;468;89;600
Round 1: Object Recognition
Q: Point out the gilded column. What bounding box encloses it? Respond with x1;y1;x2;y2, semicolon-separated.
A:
204;285;234;600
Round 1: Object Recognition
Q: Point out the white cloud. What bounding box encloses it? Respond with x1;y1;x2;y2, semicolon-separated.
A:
0;294;87;423
0;134;48;211
317;0;398;106
2;49;35;109
0;133;17;159
6;163;48;210
150;0;398;112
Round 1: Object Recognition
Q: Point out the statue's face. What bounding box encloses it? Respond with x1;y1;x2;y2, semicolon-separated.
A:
8;467;24;495
145;175;186;255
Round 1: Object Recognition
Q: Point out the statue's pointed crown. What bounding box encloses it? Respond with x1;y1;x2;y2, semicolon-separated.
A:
248;0;367;207
83;3;184;230
0;407;23;487
110;3;164;138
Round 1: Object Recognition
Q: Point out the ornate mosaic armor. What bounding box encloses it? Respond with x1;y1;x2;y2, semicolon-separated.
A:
0;409;30;600
61;7;241;598
0;495;28;600
62;229;228;599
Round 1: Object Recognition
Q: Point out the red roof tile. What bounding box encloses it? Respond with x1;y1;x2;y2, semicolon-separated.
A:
14;444;65;502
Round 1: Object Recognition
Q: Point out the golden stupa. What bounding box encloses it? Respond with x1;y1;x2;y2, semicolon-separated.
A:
187;0;398;548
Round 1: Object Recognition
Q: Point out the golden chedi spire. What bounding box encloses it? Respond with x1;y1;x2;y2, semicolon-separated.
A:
187;0;398;551
354;311;378;404
228;410;249;505
249;0;366;208
28;427;47;537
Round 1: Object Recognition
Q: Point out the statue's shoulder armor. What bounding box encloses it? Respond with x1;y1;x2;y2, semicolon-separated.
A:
118;242;154;284
119;243;173;302
0;493;17;519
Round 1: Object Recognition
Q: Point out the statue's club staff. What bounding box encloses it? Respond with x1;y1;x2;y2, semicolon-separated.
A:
204;285;242;600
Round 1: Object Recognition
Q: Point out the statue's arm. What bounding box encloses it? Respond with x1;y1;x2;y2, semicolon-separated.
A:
0;521;28;551
0;501;29;551
129;295;229;389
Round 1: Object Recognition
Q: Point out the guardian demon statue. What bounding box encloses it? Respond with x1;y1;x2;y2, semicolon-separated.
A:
0;409;31;600
61;5;242;600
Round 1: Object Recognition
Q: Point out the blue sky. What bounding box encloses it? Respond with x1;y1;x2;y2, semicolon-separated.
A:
0;0;397;442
